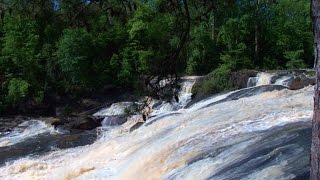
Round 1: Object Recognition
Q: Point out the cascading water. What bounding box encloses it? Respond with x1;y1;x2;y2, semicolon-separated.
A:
0;120;57;148
90;77;199;132
248;72;291;87
0;85;313;180
177;79;196;107
273;75;293;86
247;70;313;88
93;102;136;117
256;72;273;86
151;77;199;116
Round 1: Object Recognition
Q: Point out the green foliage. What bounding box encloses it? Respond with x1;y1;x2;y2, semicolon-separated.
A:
118;46;137;85
7;78;30;105
262;57;282;70
112;41;154;86
137;49;154;74
0;0;314;114
2;15;41;82
192;64;234;95
128;5;155;41
0;14;48;112
56;28;94;93
186;22;219;75
220;43;253;70
265;0;312;67
217;15;251;50
285;50;306;69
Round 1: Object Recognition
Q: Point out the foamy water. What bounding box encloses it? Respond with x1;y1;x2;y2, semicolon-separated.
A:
94;77;198;118
0;86;313;180
93;102;136;117
151;78;197;116
0;120;58;148
256;72;273;86
248;71;306;88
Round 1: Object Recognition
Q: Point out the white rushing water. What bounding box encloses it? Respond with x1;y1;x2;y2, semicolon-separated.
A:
93;102;136;117
256;72;273;86
153;81;194;113
177;79;196;107
248;72;293;88
0;85;313;180
0;120;58;148
248;70;316;90
94;77;198;119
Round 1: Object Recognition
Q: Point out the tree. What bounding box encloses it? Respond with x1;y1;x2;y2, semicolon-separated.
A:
255;0;261;65
311;0;320;179
56;28;95;94
0;0;314;115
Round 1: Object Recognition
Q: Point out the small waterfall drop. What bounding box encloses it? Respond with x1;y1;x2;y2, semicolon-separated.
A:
274;75;293;86
256;72;273;86
152;76;199;115
247;72;297;88
93;102;136;117
95;76;199;127
247;77;258;87
177;79;196;107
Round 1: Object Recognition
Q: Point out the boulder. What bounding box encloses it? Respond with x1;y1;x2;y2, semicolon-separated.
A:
0;116;30;133
245;69;315;90
130;122;144;132
189;70;258;108
41;117;62;127
231;70;259;89
287;74;315;90
66;115;102;130
0;130;97;166
266;69;315;90
101;115;127;126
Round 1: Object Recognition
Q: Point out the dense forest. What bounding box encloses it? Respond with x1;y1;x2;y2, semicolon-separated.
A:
0;0;312;115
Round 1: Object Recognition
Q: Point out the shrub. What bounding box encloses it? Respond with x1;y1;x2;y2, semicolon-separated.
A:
7;78;30;105
285;50;306;69
192;64;234;95
56;28;94;93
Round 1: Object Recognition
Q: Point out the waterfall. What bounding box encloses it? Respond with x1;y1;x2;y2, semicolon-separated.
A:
256;72;273;86
94;77;199;118
0;85;312;179
274;75;293;86
177;79;196;107
247;72;274;87
247;72;296;88
93;102;136;117
151;76;199;116
247;77;258;87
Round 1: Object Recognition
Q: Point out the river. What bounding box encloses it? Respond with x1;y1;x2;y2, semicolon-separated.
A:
0;74;313;180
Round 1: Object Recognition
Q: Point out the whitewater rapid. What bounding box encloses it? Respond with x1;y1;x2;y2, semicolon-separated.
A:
0;85;313;180
0;120;58;148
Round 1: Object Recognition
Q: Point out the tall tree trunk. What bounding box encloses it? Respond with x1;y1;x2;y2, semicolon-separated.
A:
255;0;261;66
211;13;215;40
311;0;320;179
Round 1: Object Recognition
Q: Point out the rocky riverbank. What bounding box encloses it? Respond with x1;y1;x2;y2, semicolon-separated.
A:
0;70;315;179
1;69;316;135
188;69;315;107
